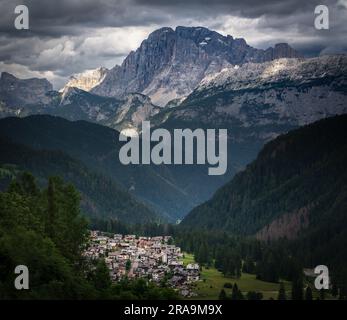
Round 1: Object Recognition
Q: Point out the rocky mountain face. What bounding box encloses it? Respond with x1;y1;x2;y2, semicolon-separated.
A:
53;87;161;133
92;26;301;106
61;67;108;92
155;55;347;137
0;73;160;134
102;93;162;135
0;72;54;115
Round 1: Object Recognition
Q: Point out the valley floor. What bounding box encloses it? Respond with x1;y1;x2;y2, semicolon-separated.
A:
182;253;291;300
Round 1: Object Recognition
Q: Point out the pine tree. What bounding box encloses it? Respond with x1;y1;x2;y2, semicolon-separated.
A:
93;259;112;293
305;286;313;300
219;289;227;300
331;283;338;297
291;276;304;300
20;172;39;196
246;291;263;300
46;177;56;239
231;283;244;300
231;283;239;300
126;259;132;271
277;282;287;300
319;289;325;300
235;257;242;278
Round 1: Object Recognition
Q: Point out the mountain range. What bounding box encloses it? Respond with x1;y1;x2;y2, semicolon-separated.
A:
0;26;346;223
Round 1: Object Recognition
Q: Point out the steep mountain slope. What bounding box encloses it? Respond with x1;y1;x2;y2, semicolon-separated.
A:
0;136;158;224
0;115;200;220
57;87;162;132
93;26;300;106
181;115;347;240
0;77;161;133
101;93;162;133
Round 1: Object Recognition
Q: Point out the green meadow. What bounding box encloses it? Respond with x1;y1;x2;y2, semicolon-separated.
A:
181;253;291;300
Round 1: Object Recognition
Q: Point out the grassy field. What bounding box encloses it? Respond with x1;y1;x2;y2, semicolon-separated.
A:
181;252;291;300
182;252;195;266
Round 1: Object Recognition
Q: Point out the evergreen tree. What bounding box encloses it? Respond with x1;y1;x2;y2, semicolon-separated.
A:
126;259;131;271
242;258;255;274
20;172;39;196
219;289;227;300
277;282;287;300
331;283;338;297
92;259;112;294
305;286;313;300
319;289;325;300
231;283;239;300
46;177;56;239
291;276;304;300
231;283;244;300
246;291;263;300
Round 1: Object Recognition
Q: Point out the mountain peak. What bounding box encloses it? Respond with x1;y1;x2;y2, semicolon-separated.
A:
1;72;17;81
175;25;213;34
61;67;108;92
0;72;52;86
92;26;301;106
0;72;53;108
271;42;303;59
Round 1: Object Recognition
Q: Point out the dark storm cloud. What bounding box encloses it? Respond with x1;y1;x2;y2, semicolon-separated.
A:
0;0;346;89
0;0;339;38
0;0;167;38
134;0;325;17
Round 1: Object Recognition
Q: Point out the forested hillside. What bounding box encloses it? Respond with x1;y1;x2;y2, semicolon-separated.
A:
0;137;158;224
182;115;347;235
181;115;347;287
0;173;178;299
0;115;202;220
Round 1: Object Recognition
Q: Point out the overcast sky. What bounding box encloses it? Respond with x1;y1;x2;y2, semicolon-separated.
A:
0;0;346;89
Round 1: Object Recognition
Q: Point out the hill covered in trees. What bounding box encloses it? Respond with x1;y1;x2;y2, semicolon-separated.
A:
182;114;347;235
0;115;204;221
0;137;158;224
181;115;347;289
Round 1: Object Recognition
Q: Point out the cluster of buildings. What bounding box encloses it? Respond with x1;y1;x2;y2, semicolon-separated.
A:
84;231;200;297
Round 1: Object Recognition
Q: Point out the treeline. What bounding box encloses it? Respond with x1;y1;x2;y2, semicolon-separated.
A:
174;229;287;280
174;229;347;299
0;172;178;299
218;281;321;301
219;283;264;300
89;217;175;237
